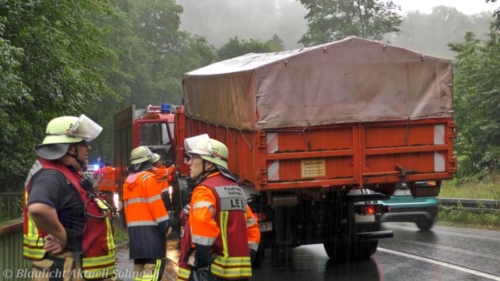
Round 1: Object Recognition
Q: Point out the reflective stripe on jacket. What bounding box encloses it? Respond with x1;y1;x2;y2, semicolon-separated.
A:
97;166;116;192
190;172;252;279
23;159;116;279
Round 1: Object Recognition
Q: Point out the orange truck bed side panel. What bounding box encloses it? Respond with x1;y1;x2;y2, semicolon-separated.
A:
180;116;456;193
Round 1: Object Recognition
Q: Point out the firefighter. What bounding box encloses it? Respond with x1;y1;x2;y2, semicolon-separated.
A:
23;114;116;280
151;153;175;210
97;161;117;211
182;134;260;281
123;146;170;281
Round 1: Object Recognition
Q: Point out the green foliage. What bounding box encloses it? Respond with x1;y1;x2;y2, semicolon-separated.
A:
449;30;500;177
440;173;500;200
84;0;215;164
0;0;115;190
113;223;129;245
298;0;402;46
438;208;500;231
216;37;283;61
486;0;500;30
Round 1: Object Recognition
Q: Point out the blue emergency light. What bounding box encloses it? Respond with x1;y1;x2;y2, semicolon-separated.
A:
161;103;171;114
93;164;99;171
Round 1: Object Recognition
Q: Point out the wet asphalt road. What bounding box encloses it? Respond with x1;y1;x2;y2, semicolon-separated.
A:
115;222;500;281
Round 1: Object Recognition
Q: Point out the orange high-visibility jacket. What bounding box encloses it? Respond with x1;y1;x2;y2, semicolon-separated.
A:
189;172;260;279
98;166;116;192
153;165;175;193
123;170;169;258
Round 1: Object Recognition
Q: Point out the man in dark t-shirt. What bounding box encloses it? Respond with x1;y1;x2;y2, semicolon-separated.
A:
23;114;117;281
27;169;85;251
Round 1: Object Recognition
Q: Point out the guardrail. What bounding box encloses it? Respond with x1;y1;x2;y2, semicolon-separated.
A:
0;218;30;281
439;198;500;214
1;192;23;221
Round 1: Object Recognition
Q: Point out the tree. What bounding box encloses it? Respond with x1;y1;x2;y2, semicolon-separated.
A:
486;0;500;30
0;0;115;190
449;30;500;177
86;0;215;165
298;0;402;46
216;37;283;61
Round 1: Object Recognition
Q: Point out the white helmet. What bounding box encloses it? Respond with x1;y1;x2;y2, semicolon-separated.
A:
34;114;102;160
184;134;228;169
151;153;162;164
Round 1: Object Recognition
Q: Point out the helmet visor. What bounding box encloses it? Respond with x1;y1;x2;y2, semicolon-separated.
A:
68;114;103;142
184;134;213;156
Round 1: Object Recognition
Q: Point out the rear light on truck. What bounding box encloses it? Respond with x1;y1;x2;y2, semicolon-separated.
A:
253;212;267;222
355;204;385;215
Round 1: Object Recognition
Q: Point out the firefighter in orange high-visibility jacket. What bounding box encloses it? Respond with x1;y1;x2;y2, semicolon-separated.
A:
151;153;175;210
182;134;260;281
123;146;170;281
97;161;117;210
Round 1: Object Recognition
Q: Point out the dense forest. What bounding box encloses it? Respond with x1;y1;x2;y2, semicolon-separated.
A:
0;0;499;191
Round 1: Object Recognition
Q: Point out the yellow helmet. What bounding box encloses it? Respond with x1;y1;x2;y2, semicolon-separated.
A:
34;114;102;160
130;146;153;165
184;134;228;169
42;114;102;144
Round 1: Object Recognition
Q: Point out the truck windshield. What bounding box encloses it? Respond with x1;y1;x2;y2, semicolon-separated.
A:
138;122;172;145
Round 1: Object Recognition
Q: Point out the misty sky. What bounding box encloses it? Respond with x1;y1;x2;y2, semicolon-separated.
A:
178;0;497;51
392;0;497;14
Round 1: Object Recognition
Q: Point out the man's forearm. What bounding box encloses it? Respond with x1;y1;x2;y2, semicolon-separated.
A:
28;203;66;241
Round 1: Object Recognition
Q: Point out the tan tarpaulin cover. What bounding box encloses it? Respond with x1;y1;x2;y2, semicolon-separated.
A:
182;36;453;130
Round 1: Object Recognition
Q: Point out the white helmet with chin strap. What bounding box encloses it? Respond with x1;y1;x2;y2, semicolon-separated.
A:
184;134;235;180
34;114;102;160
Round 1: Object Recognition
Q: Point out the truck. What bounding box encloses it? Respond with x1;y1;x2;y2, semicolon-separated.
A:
114;36;456;266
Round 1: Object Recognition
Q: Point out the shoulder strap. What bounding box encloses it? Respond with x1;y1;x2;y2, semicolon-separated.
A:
38;159;83;192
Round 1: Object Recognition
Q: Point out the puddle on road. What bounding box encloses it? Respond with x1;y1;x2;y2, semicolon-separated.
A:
115;238;180;281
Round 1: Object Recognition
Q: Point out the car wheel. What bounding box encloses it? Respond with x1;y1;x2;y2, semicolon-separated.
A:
416;219;434;231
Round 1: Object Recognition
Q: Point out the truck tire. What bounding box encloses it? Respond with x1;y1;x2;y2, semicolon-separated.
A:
323;240;378;262
416;219;434;231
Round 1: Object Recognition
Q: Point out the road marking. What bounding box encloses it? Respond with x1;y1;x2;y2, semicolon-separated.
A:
378;247;500;280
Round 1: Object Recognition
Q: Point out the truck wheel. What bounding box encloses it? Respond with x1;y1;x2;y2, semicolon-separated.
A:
323;240;378;262
416;219;434;231
252;246;265;268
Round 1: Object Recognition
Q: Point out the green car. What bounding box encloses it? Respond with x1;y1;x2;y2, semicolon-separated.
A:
378;183;438;231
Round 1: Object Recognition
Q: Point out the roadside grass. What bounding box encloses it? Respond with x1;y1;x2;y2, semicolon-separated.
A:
113;222;129;245
439;174;500;200
438;174;500;231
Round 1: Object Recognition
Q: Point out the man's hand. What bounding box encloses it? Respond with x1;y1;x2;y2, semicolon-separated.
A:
44;234;67;254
